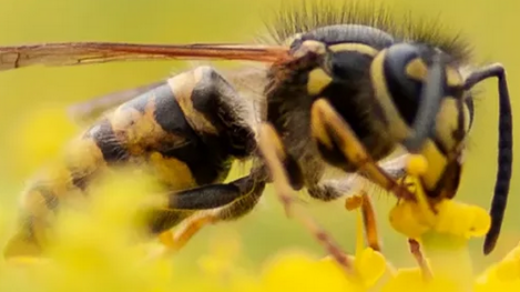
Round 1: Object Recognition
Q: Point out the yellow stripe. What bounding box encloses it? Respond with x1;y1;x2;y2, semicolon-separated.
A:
370;50;411;142
371;50;455;191
328;43;379;57
307;68;333;95
434;98;471;152
417;140;449;191
167;68;219;135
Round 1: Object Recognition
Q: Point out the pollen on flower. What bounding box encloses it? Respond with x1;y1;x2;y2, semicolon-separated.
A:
405;154;429;176
388;171;491;241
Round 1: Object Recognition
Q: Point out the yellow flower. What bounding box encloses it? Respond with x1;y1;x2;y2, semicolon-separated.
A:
198;228;243;279
261;251;363;292
388;175;491;241
382;267;461;292
2;154;520;292
6;105;79;177
475;241;520;292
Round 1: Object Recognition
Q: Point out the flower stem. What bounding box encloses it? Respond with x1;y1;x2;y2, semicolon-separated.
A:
421;231;474;292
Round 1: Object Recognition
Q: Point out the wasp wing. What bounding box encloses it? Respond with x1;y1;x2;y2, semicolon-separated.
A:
67;80;167;126
67;64;269;126
0;42;290;71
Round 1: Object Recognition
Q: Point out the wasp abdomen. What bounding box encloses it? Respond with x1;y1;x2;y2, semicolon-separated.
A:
7;66;262;258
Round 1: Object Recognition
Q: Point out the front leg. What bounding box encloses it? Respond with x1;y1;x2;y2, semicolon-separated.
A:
307;154;409;201
308;180;383;252
310;98;415;201
257;123;355;275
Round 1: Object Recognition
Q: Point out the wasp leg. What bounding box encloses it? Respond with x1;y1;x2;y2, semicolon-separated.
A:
408;238;433;281
161;179;265;253
307;178;359;202
308;155;410;251
308;153;409;202
361;193;380;251
358;192;381;251
310;98;414;201
308;177;383;251
341;190;381;252
146;173;266;259
258;123;355;275
155;213;216;255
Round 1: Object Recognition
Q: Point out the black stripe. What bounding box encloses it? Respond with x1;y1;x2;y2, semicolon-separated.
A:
153;83;192;135
90;119;130;164
19;215;41;248
160;139;233;186
384;57;421;126
71;173;89;191
63;157;95;192
69;168;94;192
152;82;233;186
36;187;59;211
190;68;256;158
120;81;167;114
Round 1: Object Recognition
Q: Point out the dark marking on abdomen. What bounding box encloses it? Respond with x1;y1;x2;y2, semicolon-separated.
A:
190;72;256;158
36;187;59;212
120;81;168;114
70;172;89;191
160;137;232;186
152;82;232;186
88;119;130;164
153;84;193;134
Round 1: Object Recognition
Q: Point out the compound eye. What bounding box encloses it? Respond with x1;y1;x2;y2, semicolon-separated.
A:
384;43;425;103
383;43;442;126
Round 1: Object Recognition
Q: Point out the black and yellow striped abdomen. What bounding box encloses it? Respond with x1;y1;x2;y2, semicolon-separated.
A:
6;66;256;257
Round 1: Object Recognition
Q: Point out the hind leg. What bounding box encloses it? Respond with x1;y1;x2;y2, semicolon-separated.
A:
145;173;266;259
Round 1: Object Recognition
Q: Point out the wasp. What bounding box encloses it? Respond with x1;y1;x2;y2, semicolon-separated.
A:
0;1;512;259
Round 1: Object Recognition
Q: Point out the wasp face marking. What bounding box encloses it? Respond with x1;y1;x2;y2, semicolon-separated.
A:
405;58;428;81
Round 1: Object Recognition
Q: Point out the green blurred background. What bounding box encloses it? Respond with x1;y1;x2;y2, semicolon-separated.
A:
0;0;519;273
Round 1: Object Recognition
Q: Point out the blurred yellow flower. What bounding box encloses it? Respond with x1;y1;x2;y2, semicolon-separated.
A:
0;161;519;292
6;105;79;177
475;241;520;292
382;267;461;292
